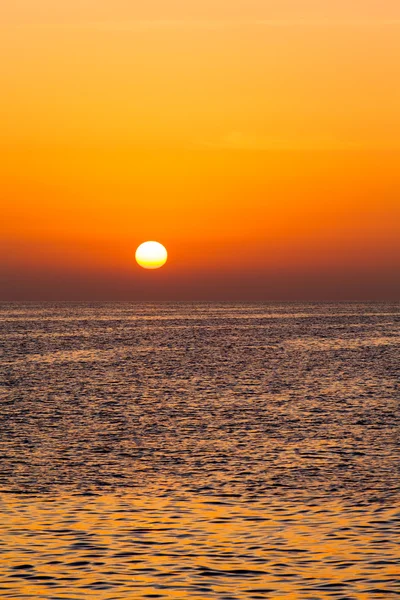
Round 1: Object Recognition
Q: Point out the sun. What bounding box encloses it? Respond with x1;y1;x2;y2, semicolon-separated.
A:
135;241;168;270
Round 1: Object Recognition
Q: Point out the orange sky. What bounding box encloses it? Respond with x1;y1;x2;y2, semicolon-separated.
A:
1;1;400;299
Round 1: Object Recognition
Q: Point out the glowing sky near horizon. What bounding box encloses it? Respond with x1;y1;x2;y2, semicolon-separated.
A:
1;1;399;299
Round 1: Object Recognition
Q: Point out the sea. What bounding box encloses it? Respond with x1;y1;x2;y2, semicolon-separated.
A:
0;302;399;599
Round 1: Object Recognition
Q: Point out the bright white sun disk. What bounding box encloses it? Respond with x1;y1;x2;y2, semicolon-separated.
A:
135;241;168;269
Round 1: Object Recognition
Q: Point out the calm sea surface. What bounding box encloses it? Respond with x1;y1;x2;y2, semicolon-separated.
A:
0;302;399;599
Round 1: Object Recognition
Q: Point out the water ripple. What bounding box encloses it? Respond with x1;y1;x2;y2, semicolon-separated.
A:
0;302;399;598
